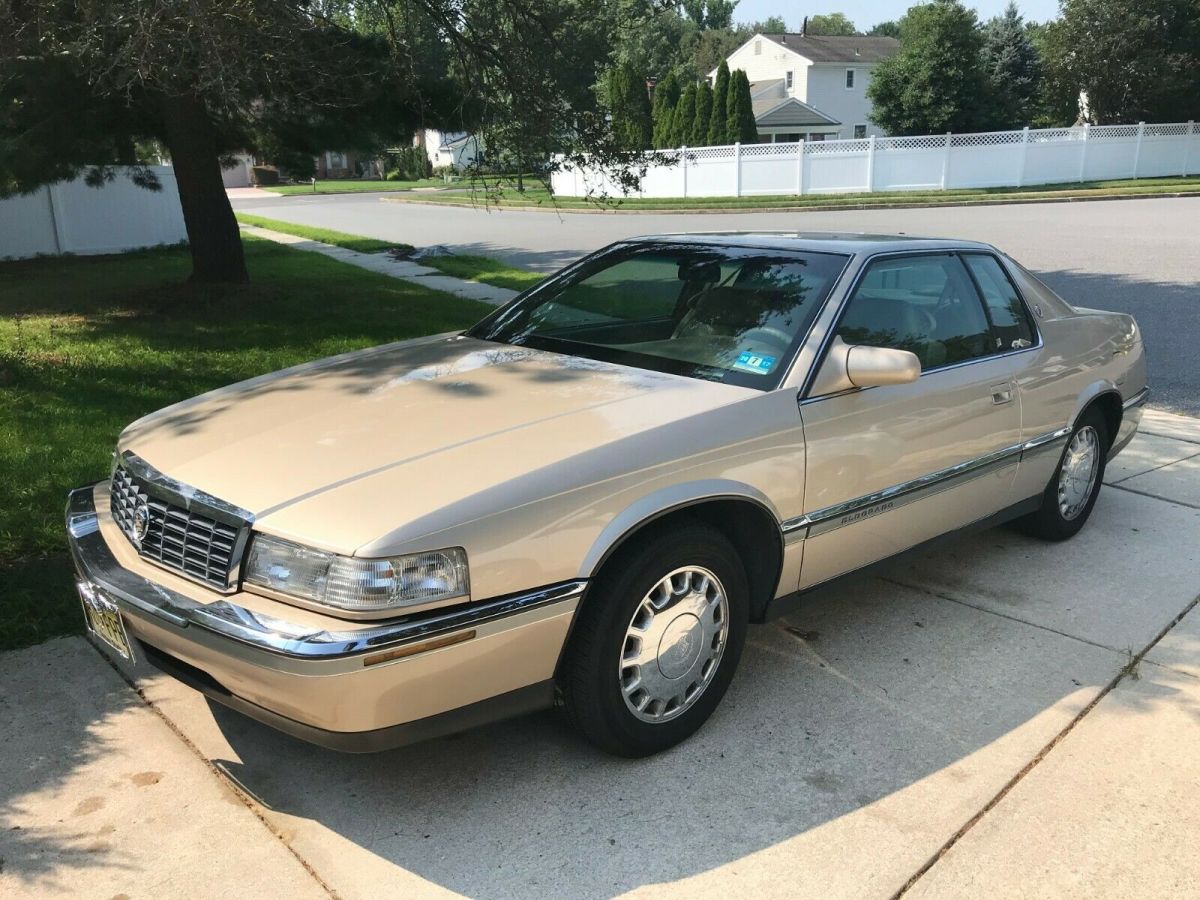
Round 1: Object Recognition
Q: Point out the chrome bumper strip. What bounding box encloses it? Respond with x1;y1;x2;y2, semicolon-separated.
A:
66;486;585;660
782;426;1071;540
1123;387;1150;410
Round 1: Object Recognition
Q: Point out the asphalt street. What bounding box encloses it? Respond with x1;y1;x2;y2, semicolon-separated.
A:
231;192;1200;414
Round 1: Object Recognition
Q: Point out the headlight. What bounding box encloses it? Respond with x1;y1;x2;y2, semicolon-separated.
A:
244;535;469;613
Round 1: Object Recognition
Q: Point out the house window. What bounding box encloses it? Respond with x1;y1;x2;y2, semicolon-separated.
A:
785;70;794;90
854;124;867;139
754;40;762;55
326;151;347;170
808;132;826;142
845;69;856;89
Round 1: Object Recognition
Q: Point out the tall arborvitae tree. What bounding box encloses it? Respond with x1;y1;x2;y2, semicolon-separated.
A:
671;82;698;146
651;71;681;148
691;81;714;145
707;60;731;144
604;61;653;150
726;70;758;143
867;0;991;135
981;3;1042;128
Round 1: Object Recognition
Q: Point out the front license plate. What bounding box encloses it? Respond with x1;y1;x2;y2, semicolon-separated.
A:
78;581;134;662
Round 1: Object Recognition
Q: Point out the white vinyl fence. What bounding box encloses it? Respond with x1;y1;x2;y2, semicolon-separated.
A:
0;166;187;260
551;122;1200;199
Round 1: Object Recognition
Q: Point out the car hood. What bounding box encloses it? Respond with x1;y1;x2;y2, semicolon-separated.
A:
120;334;754;553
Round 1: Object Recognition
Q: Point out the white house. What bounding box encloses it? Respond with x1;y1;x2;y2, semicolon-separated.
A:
417;129;483;171
710;32;899;142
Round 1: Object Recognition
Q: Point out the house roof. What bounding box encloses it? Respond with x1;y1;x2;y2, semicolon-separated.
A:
752;97;840;128
749;78;784;99
761;34;899;64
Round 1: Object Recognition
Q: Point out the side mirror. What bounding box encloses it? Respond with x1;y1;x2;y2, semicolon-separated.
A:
809;337;922;396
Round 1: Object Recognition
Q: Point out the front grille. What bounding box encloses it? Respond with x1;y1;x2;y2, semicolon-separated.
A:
110;464;244;590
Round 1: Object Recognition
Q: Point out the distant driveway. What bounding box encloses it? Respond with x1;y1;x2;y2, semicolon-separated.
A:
229;192;1200;414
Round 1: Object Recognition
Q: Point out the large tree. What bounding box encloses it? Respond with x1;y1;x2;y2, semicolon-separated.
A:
868;20;901;38
867;0;991;135
981;2;1042;128
0;0;645;282
1043;0;1200;124
806;13;858;36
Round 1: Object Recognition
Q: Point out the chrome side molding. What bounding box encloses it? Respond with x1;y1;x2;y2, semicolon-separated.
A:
782;427;1071;541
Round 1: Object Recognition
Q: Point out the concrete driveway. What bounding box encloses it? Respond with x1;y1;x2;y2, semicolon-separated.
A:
3;411;1199;899
229;193;1200;415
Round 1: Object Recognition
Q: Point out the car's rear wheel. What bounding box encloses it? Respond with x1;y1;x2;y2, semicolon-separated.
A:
559;521;749;757
1018;408;1109;541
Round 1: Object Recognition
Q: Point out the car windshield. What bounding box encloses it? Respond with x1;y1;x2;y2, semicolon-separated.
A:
467;242;849;390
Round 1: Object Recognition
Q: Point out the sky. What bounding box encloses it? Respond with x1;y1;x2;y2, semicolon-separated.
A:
732;0;1061;29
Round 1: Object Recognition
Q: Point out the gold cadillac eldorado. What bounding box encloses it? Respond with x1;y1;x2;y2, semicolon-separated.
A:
66;233;1148;757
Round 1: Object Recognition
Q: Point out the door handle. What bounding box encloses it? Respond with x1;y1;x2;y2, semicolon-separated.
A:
990;383;1014;405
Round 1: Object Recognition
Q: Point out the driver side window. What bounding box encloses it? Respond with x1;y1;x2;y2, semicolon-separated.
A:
836;254;994;371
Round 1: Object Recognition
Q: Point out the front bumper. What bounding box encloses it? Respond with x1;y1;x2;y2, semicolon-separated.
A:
66;484;583;751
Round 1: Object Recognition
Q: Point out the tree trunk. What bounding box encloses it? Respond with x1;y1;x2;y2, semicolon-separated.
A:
160;95;248;283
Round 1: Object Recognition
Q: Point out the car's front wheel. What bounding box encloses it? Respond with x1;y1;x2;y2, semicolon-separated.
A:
1018;408;1109;541
559;522;749;757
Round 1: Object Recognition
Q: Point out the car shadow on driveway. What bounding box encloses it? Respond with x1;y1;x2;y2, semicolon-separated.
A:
195;504;1192;898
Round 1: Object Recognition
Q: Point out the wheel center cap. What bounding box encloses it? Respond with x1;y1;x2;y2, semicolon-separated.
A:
658;613;703;679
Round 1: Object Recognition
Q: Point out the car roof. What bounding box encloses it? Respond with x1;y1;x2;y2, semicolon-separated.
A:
627;232;997;256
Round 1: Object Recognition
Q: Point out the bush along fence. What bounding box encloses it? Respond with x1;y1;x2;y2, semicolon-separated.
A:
550;122;1200;199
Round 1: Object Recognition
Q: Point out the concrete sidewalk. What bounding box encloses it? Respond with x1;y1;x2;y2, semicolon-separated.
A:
2;413;1198;899
240;224;519;306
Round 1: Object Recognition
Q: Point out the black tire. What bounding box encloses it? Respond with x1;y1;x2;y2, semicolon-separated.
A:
1017;408;1109;541
559;520;749;757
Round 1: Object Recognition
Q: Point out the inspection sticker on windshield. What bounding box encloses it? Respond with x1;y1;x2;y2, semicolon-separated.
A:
733;352;777;375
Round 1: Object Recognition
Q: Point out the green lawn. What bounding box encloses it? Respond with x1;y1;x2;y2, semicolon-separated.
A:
260;178;454;195
382;174;1200;211
0;237;489;650
422;254;546;292
235;213;409;253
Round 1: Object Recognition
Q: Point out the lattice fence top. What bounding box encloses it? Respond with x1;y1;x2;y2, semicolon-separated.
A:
806;138;871;155
950;130;1024;148
685;145;735;160
1145;123;1191;137
1091;124;1140;139
877;134;948;151
741;142;802;157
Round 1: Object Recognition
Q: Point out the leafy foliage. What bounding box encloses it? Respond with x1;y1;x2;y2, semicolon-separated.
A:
1042;0;1200;124
867;0;992;135
868;20;901;38
806;13;859;36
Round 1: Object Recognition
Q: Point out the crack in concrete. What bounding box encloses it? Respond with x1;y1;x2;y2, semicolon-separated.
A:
891;590;1200;899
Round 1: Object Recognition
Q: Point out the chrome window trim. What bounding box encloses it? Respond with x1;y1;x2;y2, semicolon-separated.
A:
781;426;1070;539
959;250;1043;350
67;485;584;660
113;450;255;593
798;248;1046;402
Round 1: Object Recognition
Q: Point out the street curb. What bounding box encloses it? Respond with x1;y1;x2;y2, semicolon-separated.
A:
379;189;1200;215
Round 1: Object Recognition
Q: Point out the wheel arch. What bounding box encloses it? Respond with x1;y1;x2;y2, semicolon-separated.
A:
579;482;786;624
1071;381;1123;447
